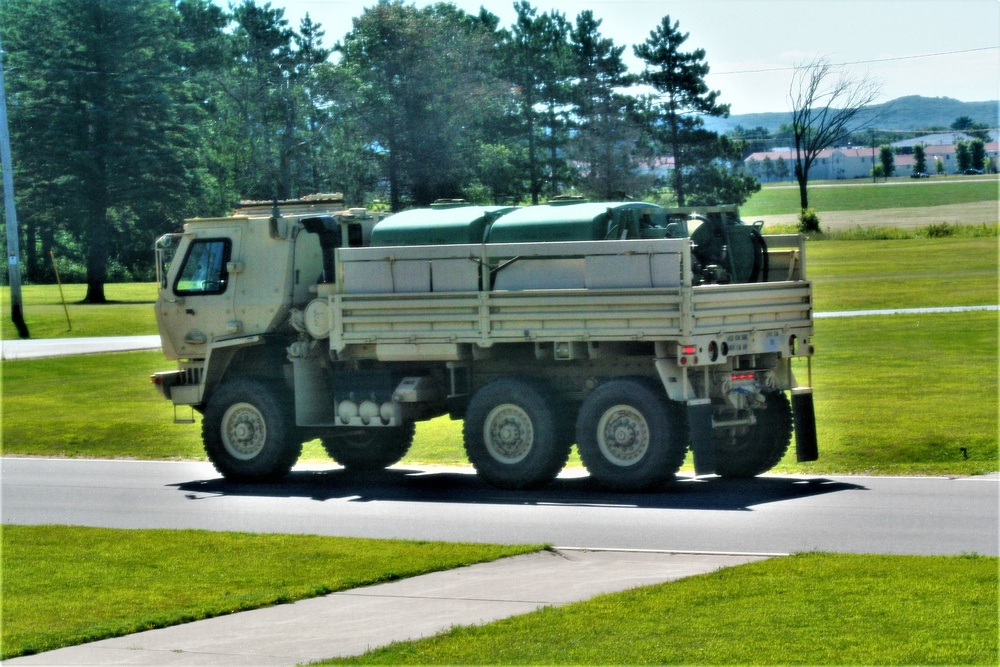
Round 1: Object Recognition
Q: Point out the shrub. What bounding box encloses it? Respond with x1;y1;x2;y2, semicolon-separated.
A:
798;208;821;233
925;222;956;238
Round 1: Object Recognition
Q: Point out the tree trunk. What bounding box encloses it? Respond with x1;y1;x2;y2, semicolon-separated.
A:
546;104;560;197
84;205;109;304
388;147;400;212
40;224;55;281
668;114;685;207
796;163;810;209
84;178;109;304
526;91;539;205
25;223;40;282
670;144;685;207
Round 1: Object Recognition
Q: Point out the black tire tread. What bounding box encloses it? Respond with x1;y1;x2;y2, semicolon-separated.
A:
576;376;687;491
202;377;301;482
463;377;571;490
714;391;793;478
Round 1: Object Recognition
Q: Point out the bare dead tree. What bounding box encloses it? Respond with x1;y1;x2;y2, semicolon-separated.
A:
789;57;882;212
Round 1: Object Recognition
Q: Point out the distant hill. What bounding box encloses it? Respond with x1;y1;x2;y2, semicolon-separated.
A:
701;96;999;135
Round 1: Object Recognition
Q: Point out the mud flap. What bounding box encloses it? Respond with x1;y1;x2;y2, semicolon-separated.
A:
792;388;819;462
687;399;716;475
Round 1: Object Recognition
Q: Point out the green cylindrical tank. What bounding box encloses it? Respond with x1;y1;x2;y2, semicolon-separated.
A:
369;205;515;247
485;201;667;243
369;201;676;247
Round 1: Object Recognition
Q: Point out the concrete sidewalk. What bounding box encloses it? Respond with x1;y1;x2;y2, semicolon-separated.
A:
0;335;161;360
3;548;774;666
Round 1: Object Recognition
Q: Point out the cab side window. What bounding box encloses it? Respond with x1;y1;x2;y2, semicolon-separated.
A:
174;239;231;295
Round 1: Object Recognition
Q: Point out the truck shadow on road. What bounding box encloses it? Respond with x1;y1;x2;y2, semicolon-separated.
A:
172;468;865;511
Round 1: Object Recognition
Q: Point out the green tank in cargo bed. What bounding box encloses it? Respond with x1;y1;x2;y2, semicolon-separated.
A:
370;205;515;246
486;201;670;243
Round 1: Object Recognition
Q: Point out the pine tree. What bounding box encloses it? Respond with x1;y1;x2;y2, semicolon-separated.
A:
3;0;204;301
501;2;573;202
568;11;647;200
633;15;730;206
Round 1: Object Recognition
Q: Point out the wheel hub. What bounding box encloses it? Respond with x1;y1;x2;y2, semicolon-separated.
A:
598;406;649;466
484;405;533;464
221;403;267;460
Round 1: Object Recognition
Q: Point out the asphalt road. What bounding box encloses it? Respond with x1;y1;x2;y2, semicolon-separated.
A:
3;458;996;556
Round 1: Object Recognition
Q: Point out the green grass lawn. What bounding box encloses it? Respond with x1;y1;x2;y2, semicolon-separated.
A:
787;311;997;475
4;236;995;473
807;237;997;312
325;552;998;665
1;309;995;475
3;527;994;665
0;282;158;339
742;176;999;216
0;525;540;659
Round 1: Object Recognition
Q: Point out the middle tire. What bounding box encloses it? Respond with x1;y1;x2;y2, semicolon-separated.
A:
321;423;416;471
576;377;687;491
463;378;571;490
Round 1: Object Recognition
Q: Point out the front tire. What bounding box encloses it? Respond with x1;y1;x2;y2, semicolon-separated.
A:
576;377;687;491
463;378;571;490
322;424;416;471
202;378;301;482
714;392;793;478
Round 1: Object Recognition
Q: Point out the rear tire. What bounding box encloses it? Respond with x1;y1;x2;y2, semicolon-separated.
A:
576;377;687;491
463;378;571;490
322;424;416;471
202;378;301;482
715;392;793;478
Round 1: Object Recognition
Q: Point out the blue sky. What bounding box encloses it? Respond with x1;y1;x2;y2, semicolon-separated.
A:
258;0;999;115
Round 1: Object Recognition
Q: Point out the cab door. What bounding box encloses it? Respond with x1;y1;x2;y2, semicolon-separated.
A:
156;230;241;360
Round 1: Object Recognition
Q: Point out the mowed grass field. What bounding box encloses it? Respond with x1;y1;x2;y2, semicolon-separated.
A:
741;175;998;216
0;282;158;339
321;553;996;666
1;526;540;659
3;525;995;665
3;235;996;474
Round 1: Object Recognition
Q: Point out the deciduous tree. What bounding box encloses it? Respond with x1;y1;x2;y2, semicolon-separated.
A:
879;145;895;180
338;1;504;208
969;138;986;172
955;140;972;172
789;57;881;209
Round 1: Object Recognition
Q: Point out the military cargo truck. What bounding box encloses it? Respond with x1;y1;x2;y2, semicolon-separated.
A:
152;195;818;491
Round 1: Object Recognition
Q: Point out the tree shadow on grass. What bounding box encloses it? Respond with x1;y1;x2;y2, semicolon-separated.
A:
172;467;865;512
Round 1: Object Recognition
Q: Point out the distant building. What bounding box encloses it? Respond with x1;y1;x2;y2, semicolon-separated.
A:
891;132;978;148
744;135;998;180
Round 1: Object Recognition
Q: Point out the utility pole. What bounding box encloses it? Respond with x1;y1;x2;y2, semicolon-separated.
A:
0;31;30;338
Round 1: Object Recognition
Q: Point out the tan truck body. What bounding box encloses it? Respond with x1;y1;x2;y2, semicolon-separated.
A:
153;200;817;490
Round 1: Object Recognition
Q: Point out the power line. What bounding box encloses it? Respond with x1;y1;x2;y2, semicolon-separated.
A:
712;46;1000;76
